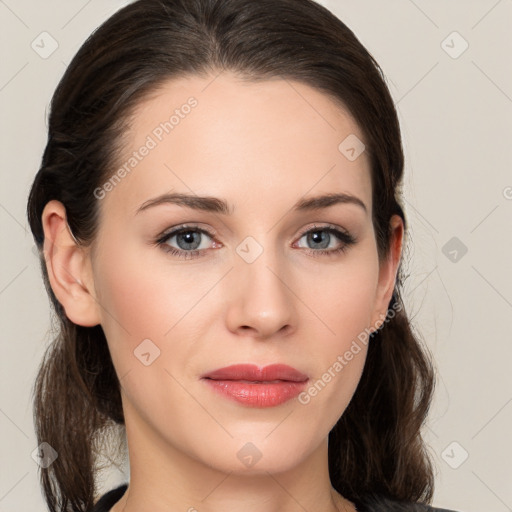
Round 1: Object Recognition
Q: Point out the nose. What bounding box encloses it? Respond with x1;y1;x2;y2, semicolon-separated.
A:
225;249;297;340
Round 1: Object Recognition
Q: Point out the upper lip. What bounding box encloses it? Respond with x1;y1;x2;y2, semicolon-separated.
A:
201;363;308;382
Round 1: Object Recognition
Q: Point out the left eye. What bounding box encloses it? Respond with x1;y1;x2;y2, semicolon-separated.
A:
296;228;346;250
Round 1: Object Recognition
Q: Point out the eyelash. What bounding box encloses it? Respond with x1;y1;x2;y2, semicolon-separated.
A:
154;223;357;260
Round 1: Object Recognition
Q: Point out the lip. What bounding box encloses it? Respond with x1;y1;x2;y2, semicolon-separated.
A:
201;364;309;408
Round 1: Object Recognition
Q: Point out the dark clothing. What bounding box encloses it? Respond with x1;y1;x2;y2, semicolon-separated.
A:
90;484;127;512
89;483;461;512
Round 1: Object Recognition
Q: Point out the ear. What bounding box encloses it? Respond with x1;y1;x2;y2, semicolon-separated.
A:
41;200;101;327
369;214;404;333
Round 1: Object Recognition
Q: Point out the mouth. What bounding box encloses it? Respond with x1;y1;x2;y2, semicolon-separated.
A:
200;364;309;408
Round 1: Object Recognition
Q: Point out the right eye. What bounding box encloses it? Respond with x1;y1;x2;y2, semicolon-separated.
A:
154;225;219;260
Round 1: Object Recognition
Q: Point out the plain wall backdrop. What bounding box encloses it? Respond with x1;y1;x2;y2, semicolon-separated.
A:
1;0;511;510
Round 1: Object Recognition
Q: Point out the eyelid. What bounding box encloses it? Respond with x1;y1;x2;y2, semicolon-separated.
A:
157;223;218;241
296;222;352;238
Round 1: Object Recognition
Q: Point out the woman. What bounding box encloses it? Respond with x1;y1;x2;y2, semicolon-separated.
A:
26;0;462;511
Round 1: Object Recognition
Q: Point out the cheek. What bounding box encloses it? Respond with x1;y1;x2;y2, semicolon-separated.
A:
303;251;379;349
95;263;160;342
92;239;221;374
91;245;201;424
91;238;174;365
296;252;378;413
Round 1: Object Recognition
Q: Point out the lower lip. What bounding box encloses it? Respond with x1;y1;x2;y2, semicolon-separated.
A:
202;379;308;407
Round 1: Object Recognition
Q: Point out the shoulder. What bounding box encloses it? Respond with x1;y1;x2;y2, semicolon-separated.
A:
88;483;128;512
354;494;462;512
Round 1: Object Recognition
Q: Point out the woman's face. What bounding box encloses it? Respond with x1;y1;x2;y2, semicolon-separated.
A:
85;71;401;476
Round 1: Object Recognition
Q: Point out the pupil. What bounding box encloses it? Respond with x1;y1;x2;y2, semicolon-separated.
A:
309;230;329;249
178;231;200;250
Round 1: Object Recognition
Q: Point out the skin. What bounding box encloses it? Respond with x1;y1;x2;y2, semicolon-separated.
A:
41;71;403;512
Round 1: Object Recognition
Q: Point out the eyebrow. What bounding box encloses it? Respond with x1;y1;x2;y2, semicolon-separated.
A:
135;191;367;216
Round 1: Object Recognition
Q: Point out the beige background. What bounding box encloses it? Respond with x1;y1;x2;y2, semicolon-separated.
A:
1;1;511;510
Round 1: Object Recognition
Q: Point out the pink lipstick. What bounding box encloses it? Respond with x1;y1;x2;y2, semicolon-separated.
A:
200;363;309;407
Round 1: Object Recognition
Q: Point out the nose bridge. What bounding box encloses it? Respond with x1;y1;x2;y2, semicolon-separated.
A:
226;234;296;337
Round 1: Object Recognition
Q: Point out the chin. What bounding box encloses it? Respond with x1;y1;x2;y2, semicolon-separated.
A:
192;435;315;476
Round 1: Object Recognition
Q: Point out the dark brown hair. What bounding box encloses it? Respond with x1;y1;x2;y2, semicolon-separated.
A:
26;0;436;510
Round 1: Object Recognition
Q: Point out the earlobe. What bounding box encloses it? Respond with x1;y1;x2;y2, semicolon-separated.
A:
41;200;101;327
370;215;404;333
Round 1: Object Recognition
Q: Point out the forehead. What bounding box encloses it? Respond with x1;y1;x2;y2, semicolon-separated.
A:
99;72;372;222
